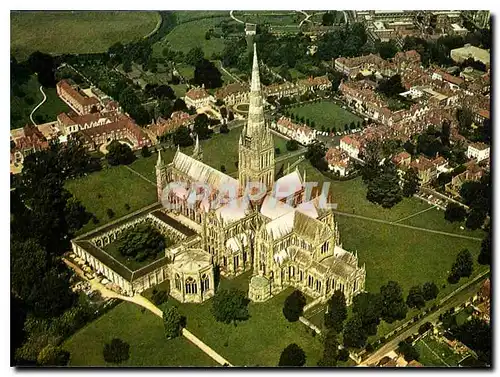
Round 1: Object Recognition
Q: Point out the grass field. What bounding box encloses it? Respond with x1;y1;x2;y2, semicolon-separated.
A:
414;335;463;367
163;272;324;367
288;101;362;130
161;17;227;59
11;75;70;129
11;11;161;60
65;165;157;234
63;302;218;366
102;238;168;272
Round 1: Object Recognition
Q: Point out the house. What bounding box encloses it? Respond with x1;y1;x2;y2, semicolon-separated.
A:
467;142;490;162
410;156;437;185
450;44;490;68
339;135;361;159
325;147;352;177
56;80;101;115
145;111;196;143
296;76;332;92
273;117;317;145
78;114;152;151
57;111;118;136
184;87;211;110
473;278;490;324
214;83;249;106
432;155;450;176
264;82;298;99
445;161;485;197
473;109;490;125
10;124;50;172
392;151;412;169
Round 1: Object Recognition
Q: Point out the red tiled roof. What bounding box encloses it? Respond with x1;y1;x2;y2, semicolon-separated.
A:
185;87;209;100
57;80;100;107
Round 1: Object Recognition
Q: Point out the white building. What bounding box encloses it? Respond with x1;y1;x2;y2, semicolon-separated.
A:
467;143;490;162
339;136;361;159
184;87;212;110
273;117;317;145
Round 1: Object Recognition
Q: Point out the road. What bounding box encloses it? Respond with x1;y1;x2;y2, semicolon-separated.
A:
229;10;245;24
29;86;47;125
298;10;312;27
361;269;489;366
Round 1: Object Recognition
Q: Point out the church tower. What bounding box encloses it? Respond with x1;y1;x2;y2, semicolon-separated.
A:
156;151;166;201
192;135;203;161
238;43;275;191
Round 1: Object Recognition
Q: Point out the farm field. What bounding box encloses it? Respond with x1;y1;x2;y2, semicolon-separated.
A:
288;101;362;130
63;302;218;366
162;17;227;58
11;11;161;60
65;165;157;235
11;75;70;129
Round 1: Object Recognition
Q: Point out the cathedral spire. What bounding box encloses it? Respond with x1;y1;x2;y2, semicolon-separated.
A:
246;43;266;138
192;135;203;161
156;150;164;167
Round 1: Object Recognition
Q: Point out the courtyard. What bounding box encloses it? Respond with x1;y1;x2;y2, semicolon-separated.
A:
287;100;362;130
414;334;466;367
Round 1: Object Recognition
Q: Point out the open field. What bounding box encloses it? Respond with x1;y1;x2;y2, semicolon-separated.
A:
161;17;227;58
102;238;168;272
288;101;362;130
173;11;230;24
65;165;157;234
11;75;70;129
337;215;483;295
415;335;464;367
11;11;161;60
63;302;218;366
163;272;323;367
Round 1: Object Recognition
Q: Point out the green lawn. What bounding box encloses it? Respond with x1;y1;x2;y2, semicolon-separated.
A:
11;75;71;129
337;215;483;295
163;282;324;366
175;64;195;80
173;11;230;24
415;335;463;367
161;17;227;59
11;11;160;60
63;302;218;366
65;165;157;234
288;101;362;130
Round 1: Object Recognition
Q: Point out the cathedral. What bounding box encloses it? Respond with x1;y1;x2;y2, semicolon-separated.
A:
155;44;366;305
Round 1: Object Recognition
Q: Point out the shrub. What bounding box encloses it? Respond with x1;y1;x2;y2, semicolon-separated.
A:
103;338;130;364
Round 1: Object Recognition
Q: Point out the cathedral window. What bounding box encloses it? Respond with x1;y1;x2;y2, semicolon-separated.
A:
326;279;330;292
308;275;313;288
289;266;295;277
316;280;322;292
234;255;239;269
185;277;197;294
201;274;210;293
354;280;357;292
299;270;303;281
175;274;181;291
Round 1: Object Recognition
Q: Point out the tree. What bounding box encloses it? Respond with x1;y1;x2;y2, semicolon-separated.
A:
173;98;188;112
376;40;399;59
286;139;299;151
422;282;439;301
219;107;228;119
220;165;226;173
406;285;426;309
172;126;194;147
211;289;249;324
305;141;328;171
338;348;349;362
317;330;338;366
398;340;419;362
122;59;132;73
456;107;473;136
444;202;467;223
380;281;408;323
465;208;486;230
352;292;382;336
163;306;182;339
37;345;70;366
106;141;136;166
418;322;433;335
324;290;347;333
478;226;491;265
366;160;402;208
193;113;212;140
343;315;367;349
322;11;336;26
377;74;406;98
140;145;151;158
106;208;115;219
103;338;130;364
194;59;222;89
360;140;382;183
448;249;473;283
220;123;229;134
441;120;451;146
278;343;306;366
283;290;306;322
117;223;167;262
185;46;204;66
402;168;420;197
